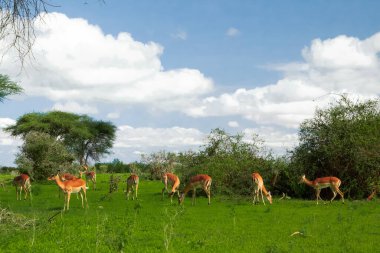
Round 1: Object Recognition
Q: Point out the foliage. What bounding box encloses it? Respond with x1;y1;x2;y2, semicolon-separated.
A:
141;151;179;179
15;131;75;180
6;111;116;165
289;96;380;198
0;74;23;102
145;128;281;196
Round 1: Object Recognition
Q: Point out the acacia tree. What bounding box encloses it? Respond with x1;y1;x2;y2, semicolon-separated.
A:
0;74;22;102
290;96;380;199
6;111;116;165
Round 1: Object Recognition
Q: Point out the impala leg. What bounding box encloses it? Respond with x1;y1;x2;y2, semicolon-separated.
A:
206;188;211;205
330;187;337;202
135;184;138;200
83;188;88;208
192;188;196;205
338;188;345;203
260;189;266;205
79;191;84;208
126;188;130;200
64;193;67;211
67;192;71;210
315;189;321;205
162;187;166;200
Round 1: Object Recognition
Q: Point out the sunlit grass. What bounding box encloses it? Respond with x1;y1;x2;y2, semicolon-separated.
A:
0;174;378;252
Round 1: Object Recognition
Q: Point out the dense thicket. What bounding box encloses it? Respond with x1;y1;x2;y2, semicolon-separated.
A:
141;97;379;199
289;97;380;199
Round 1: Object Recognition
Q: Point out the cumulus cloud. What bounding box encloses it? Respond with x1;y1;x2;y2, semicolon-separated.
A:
115;125;206;148
0;12;213;114
185;33;380;128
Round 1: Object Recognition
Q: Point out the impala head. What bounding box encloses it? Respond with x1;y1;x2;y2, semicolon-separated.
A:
267;191;273;204
299;174;306;184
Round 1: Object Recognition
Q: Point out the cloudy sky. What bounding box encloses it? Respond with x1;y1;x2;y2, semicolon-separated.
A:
1;0;380;166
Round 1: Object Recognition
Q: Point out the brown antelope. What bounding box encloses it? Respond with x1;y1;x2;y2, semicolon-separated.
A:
162;172;180;203
126;174;139;200
57;171;80;199
252;172;272;205
80;165;96;190
300;175;344;204
13;173;31;200
178;174;212;205
48;174;88;211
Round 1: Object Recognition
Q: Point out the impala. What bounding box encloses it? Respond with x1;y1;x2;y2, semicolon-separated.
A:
300;175;344;204
57;171;80;198
178;174;212;205
13;173;31;200
162;172;180;203
80;165;96;190
252;172;272;205
126;174;139;200
48;174;88;211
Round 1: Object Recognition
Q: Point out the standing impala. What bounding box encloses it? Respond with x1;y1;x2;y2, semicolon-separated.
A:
162;172;180;203
126;174;139;200
300;175;344;204
48;174;88;211
13;173;31;200
80;165;96;190
178;174;212;205
57;171;80;198
252;172;272;205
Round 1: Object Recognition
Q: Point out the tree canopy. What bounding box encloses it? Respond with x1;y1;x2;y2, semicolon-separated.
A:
6;111;117;165
0;74;22;102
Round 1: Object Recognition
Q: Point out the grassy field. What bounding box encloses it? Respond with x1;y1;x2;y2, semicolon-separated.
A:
0;173;378;253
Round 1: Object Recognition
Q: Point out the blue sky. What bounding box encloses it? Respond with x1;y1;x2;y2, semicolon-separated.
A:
1;0;380;166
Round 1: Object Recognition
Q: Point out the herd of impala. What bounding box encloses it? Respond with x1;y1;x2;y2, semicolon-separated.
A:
9;166;351;210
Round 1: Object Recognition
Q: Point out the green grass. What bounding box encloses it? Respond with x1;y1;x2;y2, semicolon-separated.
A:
0;173;379;252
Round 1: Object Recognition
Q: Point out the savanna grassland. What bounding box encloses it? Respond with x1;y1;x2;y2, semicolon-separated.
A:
0;174;378;253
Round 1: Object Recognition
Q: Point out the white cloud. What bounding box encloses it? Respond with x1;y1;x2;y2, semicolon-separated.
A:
0;13;213;115
52;101;98;114
185;33;380;128
0;118;21;166
115;125;206;148
244;127;298;153
226;27;240;37
228;121;239;128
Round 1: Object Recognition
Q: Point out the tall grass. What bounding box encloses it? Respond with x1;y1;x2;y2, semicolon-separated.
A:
0;174;378;252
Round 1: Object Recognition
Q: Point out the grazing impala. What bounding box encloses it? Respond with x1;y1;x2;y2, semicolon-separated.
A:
162;172;180;203
13;173;31;200
252;172;272;205
80;165;96;190
126;174;139;200
48;174;88;211
178;174;212;205
300;175;344;204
